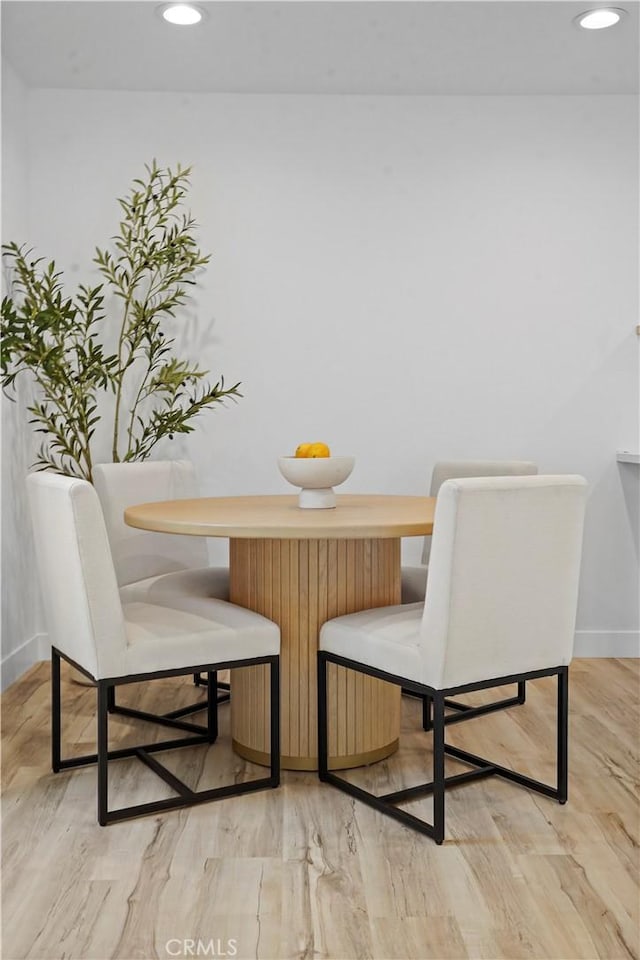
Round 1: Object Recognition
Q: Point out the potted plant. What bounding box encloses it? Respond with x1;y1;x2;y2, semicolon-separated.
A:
1;160;241;481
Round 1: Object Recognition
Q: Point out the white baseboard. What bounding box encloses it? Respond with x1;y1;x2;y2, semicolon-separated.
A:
1;632;49;692
574;631;640;657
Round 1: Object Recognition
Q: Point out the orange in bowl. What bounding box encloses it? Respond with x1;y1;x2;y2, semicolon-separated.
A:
295;442;331;458
308;442;330;458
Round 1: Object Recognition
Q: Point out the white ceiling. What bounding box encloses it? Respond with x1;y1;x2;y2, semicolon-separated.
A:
2;0;638;95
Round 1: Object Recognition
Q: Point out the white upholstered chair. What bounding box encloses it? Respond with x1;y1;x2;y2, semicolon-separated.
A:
93;460;230;703
318;475;586;843
401;460;538;729
92;460;229;601
28;472;280;825
401;460;538;604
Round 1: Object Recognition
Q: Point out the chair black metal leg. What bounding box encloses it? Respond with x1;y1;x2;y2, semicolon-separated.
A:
195;671;230;703
318;653;442;840
317;652;328;781
317;652;568;843
432;692;445;845
270;656;281;786
518;680;526;704
557;667;568;803
51;648;61;773
53;651;280;826
97;681;109;827
422;695;433;732
207;671;218;743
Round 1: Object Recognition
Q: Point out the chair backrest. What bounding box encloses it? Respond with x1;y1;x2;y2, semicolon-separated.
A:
421;460;538;564
93;460;209;587
420;475;586;690
27;472;127;680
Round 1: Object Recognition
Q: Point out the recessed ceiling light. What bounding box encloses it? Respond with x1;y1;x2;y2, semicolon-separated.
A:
575;7;626;29
160;4;204;26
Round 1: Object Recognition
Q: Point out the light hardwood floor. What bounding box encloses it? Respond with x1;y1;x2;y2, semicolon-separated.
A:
2;659;638;960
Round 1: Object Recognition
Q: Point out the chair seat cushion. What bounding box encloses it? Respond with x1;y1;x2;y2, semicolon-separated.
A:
119;566;230;606
401;565;428;604
121;599;279;677
320;602;424;682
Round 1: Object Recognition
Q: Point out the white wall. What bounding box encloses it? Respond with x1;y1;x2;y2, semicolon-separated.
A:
2;88;638;685
1;63;48;687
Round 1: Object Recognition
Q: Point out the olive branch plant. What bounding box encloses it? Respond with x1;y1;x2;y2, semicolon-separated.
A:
1;161;241;482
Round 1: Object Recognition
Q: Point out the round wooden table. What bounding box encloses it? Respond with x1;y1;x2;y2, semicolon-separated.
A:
125;494;435;771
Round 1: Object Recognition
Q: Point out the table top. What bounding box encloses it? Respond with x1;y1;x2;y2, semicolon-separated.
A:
124;493;435;539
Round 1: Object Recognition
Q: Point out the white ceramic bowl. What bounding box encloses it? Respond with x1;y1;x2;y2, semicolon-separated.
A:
278;456;355;509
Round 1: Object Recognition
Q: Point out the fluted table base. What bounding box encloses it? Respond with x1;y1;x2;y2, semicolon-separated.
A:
230;537;402;771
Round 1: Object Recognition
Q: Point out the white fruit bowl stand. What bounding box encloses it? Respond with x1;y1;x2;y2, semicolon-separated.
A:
278;456;355;508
